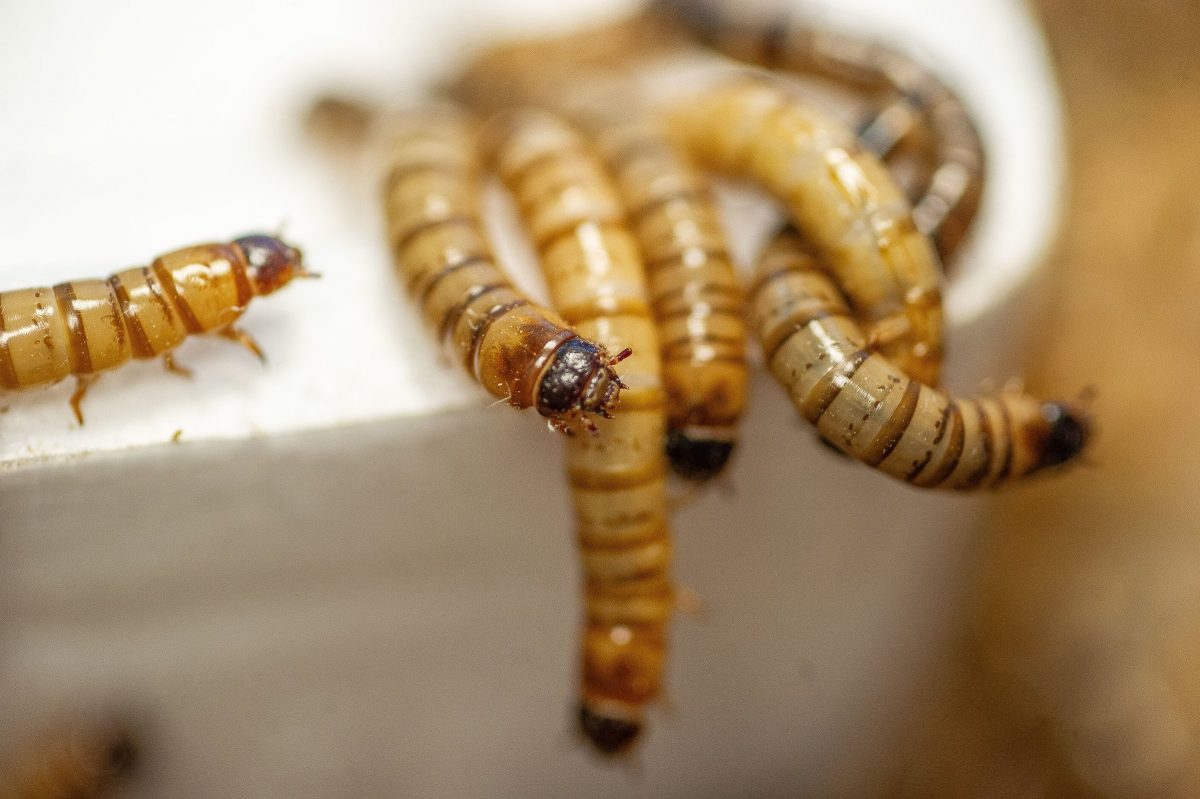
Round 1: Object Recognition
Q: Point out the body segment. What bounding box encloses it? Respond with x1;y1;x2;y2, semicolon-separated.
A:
483;110;672;753
382;108;626;431
669;79;945;386
749;228;1088;487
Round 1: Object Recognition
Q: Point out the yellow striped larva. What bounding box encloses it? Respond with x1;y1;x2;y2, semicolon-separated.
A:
0;234;311;423
382;107;629;434
482;109;673;754
749;227;1089;487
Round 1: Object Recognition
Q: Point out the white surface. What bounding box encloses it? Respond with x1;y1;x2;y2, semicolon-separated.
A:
0;1;1065;797
0;0;1062;466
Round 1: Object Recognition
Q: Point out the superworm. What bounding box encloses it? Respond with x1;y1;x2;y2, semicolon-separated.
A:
382;108;628;433
0;718;136;799
0;234;310;422
668;79;946;387
455;50;748;480
481;110;672;754
749;227;1089;487
649;0;986;263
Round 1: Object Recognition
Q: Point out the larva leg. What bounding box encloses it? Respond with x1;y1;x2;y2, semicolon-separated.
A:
382;107;625;433
748;227;1089;488
482;110;673;755
69;375;97;425
161;354;193;378
668;79;945;386
219;326;267;364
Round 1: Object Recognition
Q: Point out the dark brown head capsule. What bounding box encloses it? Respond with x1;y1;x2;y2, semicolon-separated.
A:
234;234;311;295
1034;402;1092;471
536;338;629;431
578;703;642;756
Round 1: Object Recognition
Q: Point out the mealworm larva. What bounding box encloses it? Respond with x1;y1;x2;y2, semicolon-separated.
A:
649;0;985;263
382;108;629;434
749;227;1089;487
593;120;747;480
0;718;136;799
0;234;310;423
668;78;945;387
481;110;672;754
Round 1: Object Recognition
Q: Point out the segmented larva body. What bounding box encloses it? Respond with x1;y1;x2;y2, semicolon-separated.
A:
0;234;307;422
668;79;945;386
749;227;1089;487
383;108;628;433
482;110;672;755
0;719;135;799
594;120;747;480
650;0;985;262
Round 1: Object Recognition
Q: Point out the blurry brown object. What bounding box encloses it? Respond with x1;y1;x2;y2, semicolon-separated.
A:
0;717;136;799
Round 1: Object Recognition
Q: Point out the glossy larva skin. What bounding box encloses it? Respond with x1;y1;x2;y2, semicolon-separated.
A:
382;109;625;431
649;0;985;263
749;228;1089;488
482;110;671;755
669;80;946;387
0;235;303;406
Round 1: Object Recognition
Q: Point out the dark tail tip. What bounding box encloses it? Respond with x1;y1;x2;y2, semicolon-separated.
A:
666;429;735;481
1037;402;1091;468
579;704;642;756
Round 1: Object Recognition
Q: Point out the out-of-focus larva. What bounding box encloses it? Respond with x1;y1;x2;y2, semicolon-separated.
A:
649;0;985;263
482;110;672;754
668;79;945;386
749;227;1089;487
0;234;311;423
0;718;136;799
382;108;629;433
594;120;747;480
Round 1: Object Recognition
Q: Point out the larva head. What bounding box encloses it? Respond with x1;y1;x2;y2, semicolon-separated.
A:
234;234;310;295
1034;401;1092;470
578;703;643;756
666;429;736;481
537;338;630;434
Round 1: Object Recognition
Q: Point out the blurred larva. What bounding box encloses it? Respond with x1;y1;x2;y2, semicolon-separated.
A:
482;110;672;754
382;108;628;433
749;227;1089;486
668;79;946;387
0;234;311;423
649;0;985;263
0;718;136;799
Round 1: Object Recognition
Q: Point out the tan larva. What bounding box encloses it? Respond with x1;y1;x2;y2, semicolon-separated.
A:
749;227;1089;487
0;234;310;423
668;79;945;387
649;0;985;263
0;718;136;799
481;110;672;755
382;108;628;434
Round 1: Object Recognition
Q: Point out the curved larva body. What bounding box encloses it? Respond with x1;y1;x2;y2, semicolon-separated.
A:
382;109;626;432
0;234;306;420
592;121;747;480
668;79;945;386
649;0;985;263
482;110;672;754
749;228;1089;487
0;719;135;799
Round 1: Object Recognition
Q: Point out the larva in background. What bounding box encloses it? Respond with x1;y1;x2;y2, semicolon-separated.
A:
382;108;629;434
0;234;311;423
649;0;985;264
0;718;136;799
668;79;946;387
482;109;673;754
749;227;1089;487
454;51;748;480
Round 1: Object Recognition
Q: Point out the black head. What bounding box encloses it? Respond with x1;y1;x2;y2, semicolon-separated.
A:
233;234;309;295
1037;402;1091;469
104;728;139;777
666;429;735;481
578;703;642;756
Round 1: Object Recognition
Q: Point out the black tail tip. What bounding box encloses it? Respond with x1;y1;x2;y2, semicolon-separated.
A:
666;430;735;481
579;704;642;755
1038;402;1091;468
